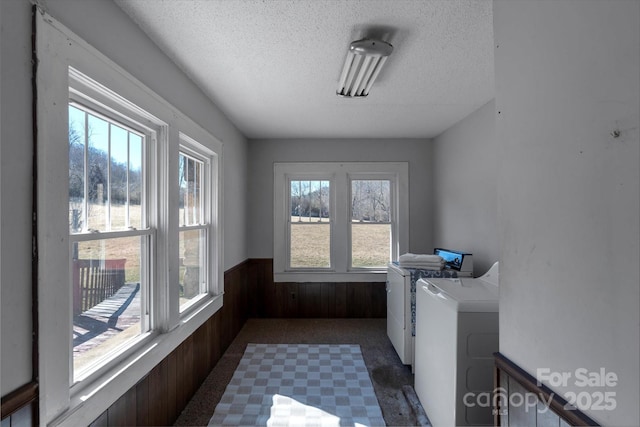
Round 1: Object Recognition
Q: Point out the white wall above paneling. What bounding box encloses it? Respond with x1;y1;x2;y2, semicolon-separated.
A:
494;1;640;426
433;100;498;275
1;0;35;396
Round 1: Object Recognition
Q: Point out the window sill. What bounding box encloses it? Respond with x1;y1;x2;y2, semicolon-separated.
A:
51;294;223;427
274;271;387;283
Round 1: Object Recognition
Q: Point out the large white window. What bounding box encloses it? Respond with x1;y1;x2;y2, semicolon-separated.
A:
65;67;169;390
68;100;153;381
178;135;217;312
274;162;408;282
36;11;222;427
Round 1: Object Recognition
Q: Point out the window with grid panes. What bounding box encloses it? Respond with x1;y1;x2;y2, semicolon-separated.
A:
36;13;223;425
178;138;214;311
67;97;153;381
273;162;408;282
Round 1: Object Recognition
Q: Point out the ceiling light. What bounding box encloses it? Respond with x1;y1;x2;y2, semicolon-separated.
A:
337;38;393;98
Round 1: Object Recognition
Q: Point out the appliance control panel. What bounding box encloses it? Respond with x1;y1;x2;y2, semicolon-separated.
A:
434;248;473;275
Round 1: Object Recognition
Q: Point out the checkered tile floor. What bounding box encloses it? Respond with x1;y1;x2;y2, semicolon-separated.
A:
209;343;386;427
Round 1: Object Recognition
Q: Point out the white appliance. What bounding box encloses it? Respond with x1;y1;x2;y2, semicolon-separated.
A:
414;262;499;427
386;249;473;369
386;263;414;366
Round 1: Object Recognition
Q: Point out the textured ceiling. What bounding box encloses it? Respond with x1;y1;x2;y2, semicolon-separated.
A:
114;0;494;139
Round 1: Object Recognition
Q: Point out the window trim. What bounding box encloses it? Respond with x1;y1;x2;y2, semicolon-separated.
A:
35;10;223;427
274;162;408;282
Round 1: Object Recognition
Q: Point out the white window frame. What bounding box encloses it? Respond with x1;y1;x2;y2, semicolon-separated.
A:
274;162;408;282
178;133;218;314
36;10;223;427
67;74;157;386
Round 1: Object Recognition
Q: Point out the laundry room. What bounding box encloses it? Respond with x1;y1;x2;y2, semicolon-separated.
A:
1;1;638;427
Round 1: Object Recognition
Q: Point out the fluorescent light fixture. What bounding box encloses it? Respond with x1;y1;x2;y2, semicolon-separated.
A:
337;38;393;98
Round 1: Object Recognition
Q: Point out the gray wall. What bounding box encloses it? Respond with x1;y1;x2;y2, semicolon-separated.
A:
247;139;433;259
1;0;248;395
0;0;33;397
432;100;498;275
494;1;639;426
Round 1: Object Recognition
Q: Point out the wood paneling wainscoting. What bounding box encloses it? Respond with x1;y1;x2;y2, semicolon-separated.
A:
247;258;386;318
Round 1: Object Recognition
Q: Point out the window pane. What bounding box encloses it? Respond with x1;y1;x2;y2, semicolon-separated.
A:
179;228;206;309
193;158;202;224
129;134;143;229
351;180;391;222
289;179;331;268
69;106;86;233
69;105;145;233
72;235;145;378
351;223;391;268
290;180;330;221
351;180;391;268
110;124;128;230
290;223;331;268
179;154;204;227
87;114;109;231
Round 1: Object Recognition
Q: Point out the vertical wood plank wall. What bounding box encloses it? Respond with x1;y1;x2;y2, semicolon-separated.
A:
247;258;386;318
1;258;387;427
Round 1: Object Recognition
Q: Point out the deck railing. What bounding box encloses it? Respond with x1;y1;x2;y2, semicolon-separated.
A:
72;258;127;315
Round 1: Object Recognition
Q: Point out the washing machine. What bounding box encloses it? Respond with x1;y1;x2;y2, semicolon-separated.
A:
414;262;499;427
386;249;473;369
